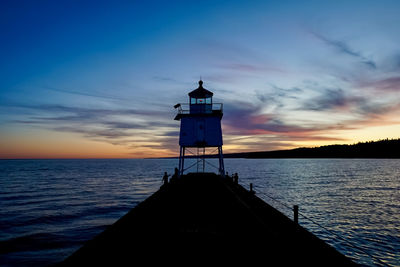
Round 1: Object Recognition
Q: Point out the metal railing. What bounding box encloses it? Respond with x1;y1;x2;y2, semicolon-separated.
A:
250;184;389;267
176;103;223;114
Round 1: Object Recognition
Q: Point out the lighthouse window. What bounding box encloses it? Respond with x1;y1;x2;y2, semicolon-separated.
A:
197;98;205;104
191;98;196;104
206;98;211;104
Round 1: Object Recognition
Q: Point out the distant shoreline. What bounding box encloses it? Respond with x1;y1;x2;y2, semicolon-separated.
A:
224;138;400;159
164;138;400;159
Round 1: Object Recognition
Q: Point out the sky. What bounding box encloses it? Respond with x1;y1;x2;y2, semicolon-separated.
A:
1;0;400;158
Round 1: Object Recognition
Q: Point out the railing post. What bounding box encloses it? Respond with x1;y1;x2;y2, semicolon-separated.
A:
249;183;254;194
293;205;299;224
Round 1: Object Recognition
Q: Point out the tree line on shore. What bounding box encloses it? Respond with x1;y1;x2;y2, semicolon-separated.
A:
223;138;400;158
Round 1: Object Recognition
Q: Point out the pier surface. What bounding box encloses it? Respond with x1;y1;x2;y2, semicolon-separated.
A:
61;173;356;266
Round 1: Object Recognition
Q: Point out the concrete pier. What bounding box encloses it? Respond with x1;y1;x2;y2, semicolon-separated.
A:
60;173;356;266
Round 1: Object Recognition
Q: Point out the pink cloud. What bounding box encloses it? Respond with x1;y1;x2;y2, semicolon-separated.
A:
360;76;400;91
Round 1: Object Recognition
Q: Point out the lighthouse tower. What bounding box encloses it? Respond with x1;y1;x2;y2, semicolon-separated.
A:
174;80;225;176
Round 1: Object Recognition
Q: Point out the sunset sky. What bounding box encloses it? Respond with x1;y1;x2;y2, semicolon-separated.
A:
1;0;400;158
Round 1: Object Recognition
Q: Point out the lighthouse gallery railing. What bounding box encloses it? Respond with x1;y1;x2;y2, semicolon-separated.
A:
176;103;223;115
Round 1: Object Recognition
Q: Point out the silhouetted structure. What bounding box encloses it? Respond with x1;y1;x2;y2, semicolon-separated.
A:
170;167;179;182
222;139;400;158
162;172;169;185
59;173;356;266
59;84;357;266
174;80;225;176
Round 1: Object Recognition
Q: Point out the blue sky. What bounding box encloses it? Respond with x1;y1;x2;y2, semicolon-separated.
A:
1;0;400;158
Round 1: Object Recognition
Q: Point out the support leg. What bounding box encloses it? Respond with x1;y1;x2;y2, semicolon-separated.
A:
181;147;185;176
201;147;205;173
196;147;199;173
218;146;225;176
178;146;183;177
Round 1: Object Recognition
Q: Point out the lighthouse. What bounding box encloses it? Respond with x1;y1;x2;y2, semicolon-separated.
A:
174;80;225;176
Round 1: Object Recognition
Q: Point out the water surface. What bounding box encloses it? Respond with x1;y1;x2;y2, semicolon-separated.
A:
0;159;399;266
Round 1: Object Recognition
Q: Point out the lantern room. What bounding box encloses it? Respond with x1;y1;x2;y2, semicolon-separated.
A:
189;80;213;114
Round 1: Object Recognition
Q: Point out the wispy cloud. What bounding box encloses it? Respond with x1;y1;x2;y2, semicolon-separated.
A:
221;82;400;151
12;104;168;121
43;86;127;101
255;85;301;107
223;100;332;137
152;76;178;83
54;126;133;139
217;63;285;73
361;76;400;92
7;103;178;152
301;88;366;111
310;31;377;69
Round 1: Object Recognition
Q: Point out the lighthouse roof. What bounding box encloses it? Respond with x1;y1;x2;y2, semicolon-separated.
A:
188;80;213;98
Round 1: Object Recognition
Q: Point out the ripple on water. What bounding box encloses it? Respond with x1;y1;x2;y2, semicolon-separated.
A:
1;158;399;266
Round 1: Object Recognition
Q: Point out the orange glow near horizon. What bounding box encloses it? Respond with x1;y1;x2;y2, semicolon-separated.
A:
0;129;176;159
2;122;400;159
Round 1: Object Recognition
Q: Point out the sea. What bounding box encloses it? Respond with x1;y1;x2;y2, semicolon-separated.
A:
0;158;399;266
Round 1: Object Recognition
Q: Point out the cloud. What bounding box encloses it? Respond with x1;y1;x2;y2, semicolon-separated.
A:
361;76;400;91
255;85;301;105
221;89;400;150
311;31;376;69
255;91;280;105
152;76;178;83
54;126;133;139
302;88;361;111
7;103;178;152
299;86;399;122
217;63;285;73
6;85;399;156
162;131;180;137
222;101;268;132
12;104;168;121
103;121;146;129
223;100;331;138
43;86;127;101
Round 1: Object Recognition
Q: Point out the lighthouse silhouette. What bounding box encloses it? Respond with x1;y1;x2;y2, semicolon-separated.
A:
174;80;225;176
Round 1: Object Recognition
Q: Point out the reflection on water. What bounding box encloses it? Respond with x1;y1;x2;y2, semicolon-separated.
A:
0;159;399;266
